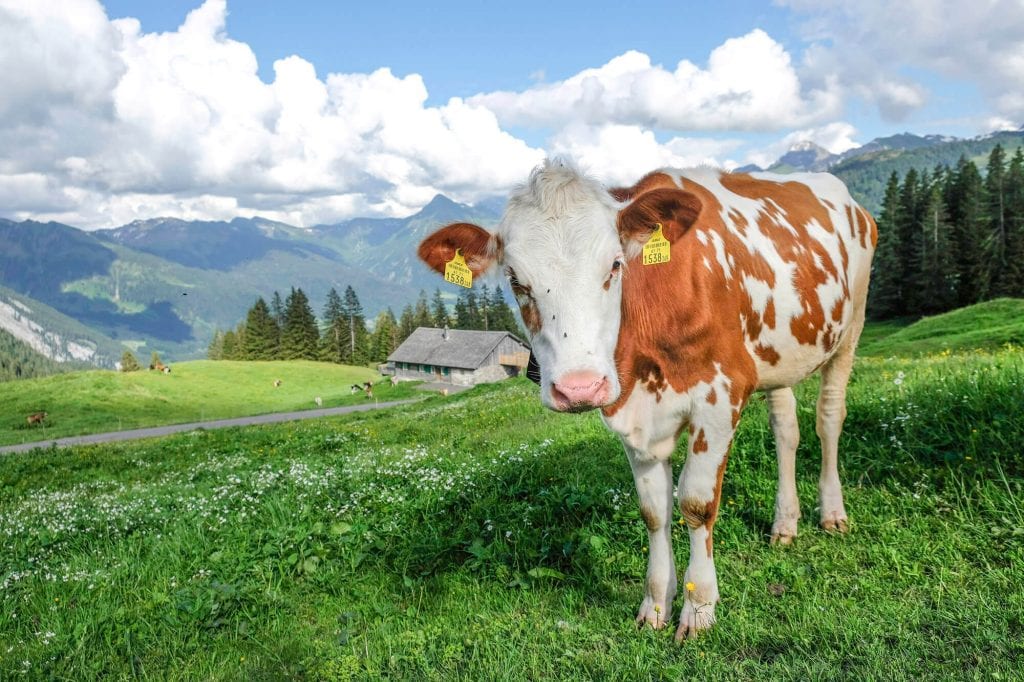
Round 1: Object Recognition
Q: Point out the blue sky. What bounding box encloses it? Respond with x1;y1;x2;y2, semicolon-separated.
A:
2;0;1022;228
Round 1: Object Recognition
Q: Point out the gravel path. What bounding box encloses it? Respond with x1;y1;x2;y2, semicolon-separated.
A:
0;399;420;455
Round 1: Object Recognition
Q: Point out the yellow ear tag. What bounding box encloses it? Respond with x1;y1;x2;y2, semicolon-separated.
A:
444;249;473;288
642;223;671;265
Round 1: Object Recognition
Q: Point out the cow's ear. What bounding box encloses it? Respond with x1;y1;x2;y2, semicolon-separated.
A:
418;222;500;277
616;188;702;251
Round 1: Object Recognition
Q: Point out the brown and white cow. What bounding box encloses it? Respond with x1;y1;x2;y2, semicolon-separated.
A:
418;159;876;640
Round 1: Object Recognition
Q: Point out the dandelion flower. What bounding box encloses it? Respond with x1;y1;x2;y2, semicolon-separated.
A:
686;582;696;592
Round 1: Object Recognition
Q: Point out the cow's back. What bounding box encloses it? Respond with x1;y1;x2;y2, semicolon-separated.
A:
674;168;875;389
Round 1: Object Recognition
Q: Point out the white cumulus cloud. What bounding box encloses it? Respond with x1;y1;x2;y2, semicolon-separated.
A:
0;0;543;228
470;30;842;132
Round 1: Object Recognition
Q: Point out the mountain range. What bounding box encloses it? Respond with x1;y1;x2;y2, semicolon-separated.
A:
2;126;1022;366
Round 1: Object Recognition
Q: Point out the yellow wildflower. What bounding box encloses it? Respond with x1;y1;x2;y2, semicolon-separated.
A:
686;582;696;592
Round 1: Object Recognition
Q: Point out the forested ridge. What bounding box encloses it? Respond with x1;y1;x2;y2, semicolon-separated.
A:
869;144;1024;319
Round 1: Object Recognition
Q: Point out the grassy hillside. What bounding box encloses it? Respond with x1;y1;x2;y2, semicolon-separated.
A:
0;348;1022;678
860;298;1024;356
0;360;418;447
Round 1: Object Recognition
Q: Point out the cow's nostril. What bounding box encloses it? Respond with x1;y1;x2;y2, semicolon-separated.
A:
551;371;610;411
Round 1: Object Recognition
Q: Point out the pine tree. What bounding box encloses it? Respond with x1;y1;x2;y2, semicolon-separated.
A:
341;285;370;364
222;330;238;360
120;350;141;372
488;285;525;337
320;287;347;364
913;182;957;314
867;172;904;319
413;290;433;329
207;330;225;360
1003;147;1024;296
241;297;279;360
985;144;1010;296
270;291;285;328
946;157;988;306
431;288;450;328
397;304;417;344
280;288;320;360
369;308;399;362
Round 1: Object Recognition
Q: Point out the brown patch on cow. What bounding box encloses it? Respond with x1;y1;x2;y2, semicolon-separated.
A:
680;497;708;529
763;298;776;329
822;199;836;210
520;300;541;335
731;408;742;429
830;298;845;323
634;355;667;396
603;277;611;291
704;453;731;557
755;344;781;365
858;207;879;248
640;505;661;531
706;387;717;405
609;171;677;202
692;428;708;453
822;325;837;352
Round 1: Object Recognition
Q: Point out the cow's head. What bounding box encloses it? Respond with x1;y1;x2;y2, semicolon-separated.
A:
418;159;700;413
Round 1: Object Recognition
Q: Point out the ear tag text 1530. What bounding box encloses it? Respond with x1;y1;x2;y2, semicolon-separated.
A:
642;223;670;265
444;249;473;288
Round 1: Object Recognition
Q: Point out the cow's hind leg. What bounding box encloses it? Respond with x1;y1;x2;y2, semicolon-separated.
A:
624;441;677;629
767;387;801;545
816;321;863;532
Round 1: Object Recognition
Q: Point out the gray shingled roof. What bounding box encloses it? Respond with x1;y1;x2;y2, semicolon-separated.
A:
388;327;527;370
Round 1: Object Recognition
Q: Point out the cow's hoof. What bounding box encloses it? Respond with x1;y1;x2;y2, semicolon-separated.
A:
635;596;672;630
770;518;798;545
674;600;716;642
820;515;849;533
770;531;795;546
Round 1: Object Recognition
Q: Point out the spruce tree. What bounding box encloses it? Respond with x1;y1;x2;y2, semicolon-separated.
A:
342;285;370;364
431;288;450;328
121;350;141;372
1003;148;1024;296
280;288;320;360
242;297;279;360
397;304;417;345
270;291;285;327
207;330;225;360
320;287;347;363
488;285;525;337
413;290;433;329
947;157;988;306
370;308;399;362
914;183;957;314
868;172;904;318
222;330;238;360
985;144;1009;295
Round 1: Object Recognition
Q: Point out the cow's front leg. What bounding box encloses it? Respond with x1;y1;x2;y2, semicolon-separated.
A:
675;417;736;640
623;438;677;629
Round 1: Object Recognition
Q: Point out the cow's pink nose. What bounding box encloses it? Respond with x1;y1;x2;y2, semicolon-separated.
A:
551;371;610;412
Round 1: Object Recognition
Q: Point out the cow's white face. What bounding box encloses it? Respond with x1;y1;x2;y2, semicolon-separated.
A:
418;159;630;413
497;169;624;412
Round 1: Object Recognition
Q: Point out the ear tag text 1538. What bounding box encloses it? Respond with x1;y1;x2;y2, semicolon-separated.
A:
642;223;671;265
444;249;473;288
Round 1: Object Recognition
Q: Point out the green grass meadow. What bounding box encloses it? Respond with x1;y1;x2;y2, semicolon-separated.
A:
0;360;421;446
1;336;1023;679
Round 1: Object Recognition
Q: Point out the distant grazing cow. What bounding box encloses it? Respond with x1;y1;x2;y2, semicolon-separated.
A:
150;362;171;373
274;379;282;388
363;382;374;399
419;159;876;639
390;375;399;387
26;411;47;426
314;396;323;407
350;384;362;394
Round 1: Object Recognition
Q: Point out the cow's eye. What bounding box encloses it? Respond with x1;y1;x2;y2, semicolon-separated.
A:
611;258;623;273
